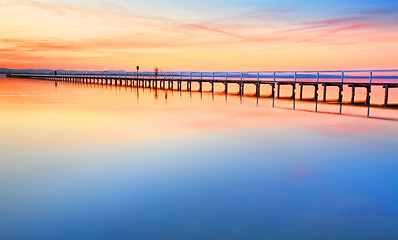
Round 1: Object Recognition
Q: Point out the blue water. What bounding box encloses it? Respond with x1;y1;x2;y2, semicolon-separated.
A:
0;77;397;239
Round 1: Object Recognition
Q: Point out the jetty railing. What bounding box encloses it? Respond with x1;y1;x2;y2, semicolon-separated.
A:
7;70;398;112
7;70;398;82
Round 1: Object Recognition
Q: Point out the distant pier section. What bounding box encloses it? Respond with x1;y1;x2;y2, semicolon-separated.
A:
7;70;398;109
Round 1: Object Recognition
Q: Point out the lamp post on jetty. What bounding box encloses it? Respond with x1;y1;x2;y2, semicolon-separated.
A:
136;66;140;88
54;70;57;86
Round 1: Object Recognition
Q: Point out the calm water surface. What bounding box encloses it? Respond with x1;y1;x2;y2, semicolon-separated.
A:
0;76;398;240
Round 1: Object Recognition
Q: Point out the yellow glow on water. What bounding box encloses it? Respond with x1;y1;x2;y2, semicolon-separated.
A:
1;76;397;153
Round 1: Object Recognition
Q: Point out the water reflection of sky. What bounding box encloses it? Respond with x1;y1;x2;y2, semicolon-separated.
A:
0;77;398;239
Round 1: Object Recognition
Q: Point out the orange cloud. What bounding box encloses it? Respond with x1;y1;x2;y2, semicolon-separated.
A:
1;1;398;71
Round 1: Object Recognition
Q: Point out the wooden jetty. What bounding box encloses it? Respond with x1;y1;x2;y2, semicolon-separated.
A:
7;70;398;109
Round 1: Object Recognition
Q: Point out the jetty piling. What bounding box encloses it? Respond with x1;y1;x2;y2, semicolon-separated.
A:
7;70;398;110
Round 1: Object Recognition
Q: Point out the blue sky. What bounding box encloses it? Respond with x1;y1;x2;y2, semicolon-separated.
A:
1;0;397;70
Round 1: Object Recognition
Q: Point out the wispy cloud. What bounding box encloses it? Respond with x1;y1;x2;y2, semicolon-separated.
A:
328;23;372;34
183;24;242;39
1;0;398;70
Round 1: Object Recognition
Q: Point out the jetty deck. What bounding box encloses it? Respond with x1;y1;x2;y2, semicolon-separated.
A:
7;70;398;110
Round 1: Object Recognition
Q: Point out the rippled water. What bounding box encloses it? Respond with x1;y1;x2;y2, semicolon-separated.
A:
1;76;398;240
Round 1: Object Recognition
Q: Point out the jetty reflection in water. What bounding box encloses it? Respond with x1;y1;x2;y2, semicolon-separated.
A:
51;76;398;120
0;76;398;240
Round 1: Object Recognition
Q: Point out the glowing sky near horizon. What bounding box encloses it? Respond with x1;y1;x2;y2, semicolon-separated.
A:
0;0;398;71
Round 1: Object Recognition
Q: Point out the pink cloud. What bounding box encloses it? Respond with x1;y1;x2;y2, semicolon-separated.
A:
328;23;373;34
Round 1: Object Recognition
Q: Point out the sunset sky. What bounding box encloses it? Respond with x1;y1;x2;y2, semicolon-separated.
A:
1;0;398;71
